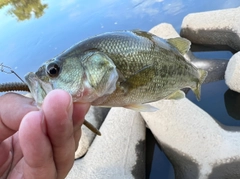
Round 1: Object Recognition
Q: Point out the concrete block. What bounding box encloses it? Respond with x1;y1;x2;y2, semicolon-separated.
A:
181;7;240;51
75;107;109;158
149;23;180;39
67;107;146;179
225;51;240;92
141;98;240;179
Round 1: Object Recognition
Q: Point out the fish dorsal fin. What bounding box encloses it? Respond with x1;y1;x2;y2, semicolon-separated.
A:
132;30;155;40
120;65;154;94
167;37;191;55
132;29;147;36
131;29;142;33
124;103;159;112
165;90;185;100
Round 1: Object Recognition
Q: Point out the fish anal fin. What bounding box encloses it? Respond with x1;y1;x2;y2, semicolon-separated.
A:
124;103;159;112
167;37;191;55
166;90;185;100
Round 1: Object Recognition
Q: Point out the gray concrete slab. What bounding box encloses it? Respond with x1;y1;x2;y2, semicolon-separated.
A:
75;106;109;158
225;52;240;92
142;98;240;179
67;107;146;179
181;7;240;51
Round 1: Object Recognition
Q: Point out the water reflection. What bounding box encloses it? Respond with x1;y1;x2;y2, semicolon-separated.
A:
162;0;185;15
224;89;240;120
132;0;164;16
1;0;240;178
0;0;47;21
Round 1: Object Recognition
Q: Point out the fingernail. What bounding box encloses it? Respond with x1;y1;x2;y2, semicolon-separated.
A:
40;110;47;134
67;93;73;120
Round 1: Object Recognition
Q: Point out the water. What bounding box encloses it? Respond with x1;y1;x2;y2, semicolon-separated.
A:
1;0;240;178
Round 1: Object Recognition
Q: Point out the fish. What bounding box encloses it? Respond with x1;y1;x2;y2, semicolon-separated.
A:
24;30;208;112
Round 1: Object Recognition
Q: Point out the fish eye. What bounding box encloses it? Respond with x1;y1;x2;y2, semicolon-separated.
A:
47;62;60;78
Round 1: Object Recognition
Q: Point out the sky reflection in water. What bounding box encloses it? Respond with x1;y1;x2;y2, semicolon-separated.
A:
1;0;240;178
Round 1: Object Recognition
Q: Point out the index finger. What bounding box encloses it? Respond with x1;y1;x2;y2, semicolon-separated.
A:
0;93;38;141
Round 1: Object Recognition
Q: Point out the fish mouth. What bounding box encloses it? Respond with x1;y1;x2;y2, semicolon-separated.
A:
24;72;53;106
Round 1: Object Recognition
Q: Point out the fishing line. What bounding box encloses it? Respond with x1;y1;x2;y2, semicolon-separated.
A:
0;63;25;83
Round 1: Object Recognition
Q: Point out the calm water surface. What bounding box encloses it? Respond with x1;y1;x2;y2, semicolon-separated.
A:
1;0;240;178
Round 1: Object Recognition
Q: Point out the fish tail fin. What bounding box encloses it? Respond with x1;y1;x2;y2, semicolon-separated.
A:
192;69;208;101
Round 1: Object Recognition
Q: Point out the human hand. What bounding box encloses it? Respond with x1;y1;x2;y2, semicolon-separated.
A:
0;90;90;179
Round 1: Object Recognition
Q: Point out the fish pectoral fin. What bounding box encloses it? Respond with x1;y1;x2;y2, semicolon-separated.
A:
124;103;159;112
116;69;126;82
167;37;191;55
165;90;185;100
120;65;155;93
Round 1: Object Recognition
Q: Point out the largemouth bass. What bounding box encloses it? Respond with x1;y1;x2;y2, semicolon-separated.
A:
25;30;207;112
